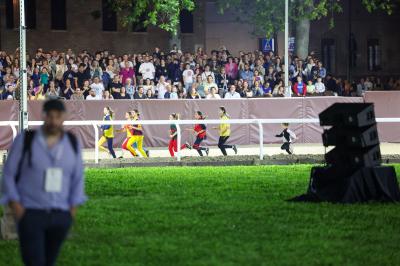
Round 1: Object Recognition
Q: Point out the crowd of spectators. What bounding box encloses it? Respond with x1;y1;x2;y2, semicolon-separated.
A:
0;46;399;101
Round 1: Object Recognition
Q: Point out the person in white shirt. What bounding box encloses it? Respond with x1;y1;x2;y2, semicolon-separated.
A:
90;77;105;99
156;76;167;99
314;77;326;94
201;65;215;82
86;89;98;100
224;85;241;99
364;77;373;91
139;56;155;80
119;54;134;68
206;87;221;99
203;75;218;96
182;64;194;94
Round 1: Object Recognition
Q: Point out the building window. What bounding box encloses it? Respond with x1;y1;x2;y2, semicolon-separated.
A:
180;9;193;33
25;0;37;29
5;0;36;29
132;14;147;32
367;39;381;71
51;0;66;30
102;0;117;31
321;38;336;73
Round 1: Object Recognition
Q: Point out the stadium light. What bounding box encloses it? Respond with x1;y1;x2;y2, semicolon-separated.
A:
19;0;28;132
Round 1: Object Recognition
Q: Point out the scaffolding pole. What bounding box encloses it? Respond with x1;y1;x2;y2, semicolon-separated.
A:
19;0;28;132
284;0;289;89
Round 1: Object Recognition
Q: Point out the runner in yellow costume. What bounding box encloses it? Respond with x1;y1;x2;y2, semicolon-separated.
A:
127;109;148;158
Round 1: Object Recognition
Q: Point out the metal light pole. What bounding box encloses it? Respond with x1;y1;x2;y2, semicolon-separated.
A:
284;0;290;95
19;0;28;132
1;0;27;240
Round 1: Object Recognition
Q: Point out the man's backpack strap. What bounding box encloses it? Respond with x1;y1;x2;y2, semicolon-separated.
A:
15;130;36;183
66;131;79;155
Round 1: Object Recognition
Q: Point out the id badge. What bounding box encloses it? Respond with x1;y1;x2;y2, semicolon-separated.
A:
44;168;63;193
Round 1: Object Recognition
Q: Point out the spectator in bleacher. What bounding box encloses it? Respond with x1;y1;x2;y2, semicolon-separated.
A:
273;80;285;97
216;67;229;94
325;74;338;95
103;90;114;100
71;88;85;100
225;85;241;99
124;78;135;99
182;63;195;94
187;87;201;99
110;75;123;99
62;79;74;100
139;56;155;80
164;84;172;99
76;63;90;88
262;82;273;97
307;80;315;95
46;81;60;99
31;67;41;87
90;76;105;100
143;78;155;95
170;85;179;99
315;77;326;95
253;80;264;97
134;86;147;99
156;75;168;99
90;60;103;79
225;57;238;80
119;61;135;86
253;69;264;86
201;65;215;82
155;59;168;81
203;74;217;95
240;63;254;87
293;76;307;97
318;61;327;79
206;87;221;99
62;65;77;88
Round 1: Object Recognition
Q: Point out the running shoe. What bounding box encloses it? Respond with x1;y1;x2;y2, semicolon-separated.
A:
233;145;238;155
185;142;192;150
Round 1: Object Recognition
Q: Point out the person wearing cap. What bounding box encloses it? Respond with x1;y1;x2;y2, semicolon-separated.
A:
1;99;87;266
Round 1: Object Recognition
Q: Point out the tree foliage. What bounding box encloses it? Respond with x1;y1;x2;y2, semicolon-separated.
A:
215;0;399;37
109;0;195;34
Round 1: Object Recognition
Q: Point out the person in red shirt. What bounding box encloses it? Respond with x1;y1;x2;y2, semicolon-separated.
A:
185;111;209;156
293;76;308;96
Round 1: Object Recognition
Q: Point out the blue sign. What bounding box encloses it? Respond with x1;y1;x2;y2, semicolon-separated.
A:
289;37;295;52
261;38;275;53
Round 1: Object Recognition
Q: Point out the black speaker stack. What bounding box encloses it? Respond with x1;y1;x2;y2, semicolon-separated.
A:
293;103;400;203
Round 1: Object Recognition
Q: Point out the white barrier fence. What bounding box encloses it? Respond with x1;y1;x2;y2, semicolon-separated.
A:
1;118;400;163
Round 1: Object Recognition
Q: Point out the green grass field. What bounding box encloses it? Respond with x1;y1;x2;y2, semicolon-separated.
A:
1;165;400;266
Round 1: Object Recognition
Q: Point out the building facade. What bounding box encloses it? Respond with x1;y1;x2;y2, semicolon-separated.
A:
1;0;399;78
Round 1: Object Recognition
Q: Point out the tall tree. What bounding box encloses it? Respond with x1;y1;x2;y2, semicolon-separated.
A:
110;0;195;49
216;0;399;59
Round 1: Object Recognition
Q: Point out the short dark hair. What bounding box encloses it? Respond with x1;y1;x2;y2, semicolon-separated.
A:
43;99;66;113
